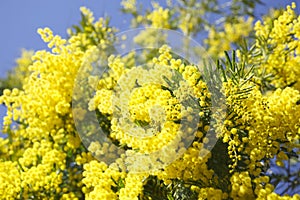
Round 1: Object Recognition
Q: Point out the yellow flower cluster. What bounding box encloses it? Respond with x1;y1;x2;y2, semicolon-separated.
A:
81;42;217;196
67;7;116;51
147;3;171;28
218;7;300;191
0;7;116;199
118;173;146;200
253;2;300;90
82;159;149;200
82;161;122;200
198;187;227;200
230;171;255;199
222;80;300;172
155;141;214;185
0;161;21;199
85;44;209;176
206;17;254;57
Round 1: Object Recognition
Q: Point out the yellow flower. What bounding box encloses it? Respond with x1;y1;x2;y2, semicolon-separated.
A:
147;4;171;28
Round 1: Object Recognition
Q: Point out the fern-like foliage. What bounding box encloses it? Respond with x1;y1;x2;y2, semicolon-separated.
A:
141;176;198;200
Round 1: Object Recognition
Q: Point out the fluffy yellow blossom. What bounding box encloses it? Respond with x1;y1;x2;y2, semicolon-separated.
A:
83;160;125;200
230;172;255;199
119;173;147;200
206;17;253;57
253;3;300;90
156;142;214;185
0;161;21;199
221;77;300;177
147;4;171;28
198;187;227;200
